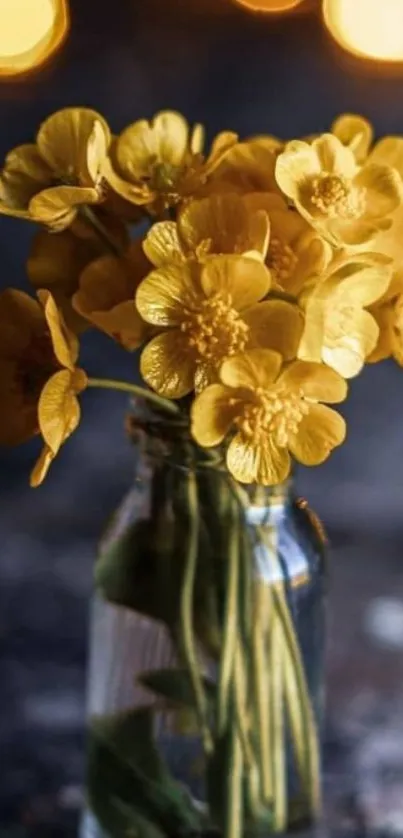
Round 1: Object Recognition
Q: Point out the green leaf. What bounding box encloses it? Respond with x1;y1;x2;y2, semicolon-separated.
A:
87;706;204;838
95;517;177;624
139;668;215;709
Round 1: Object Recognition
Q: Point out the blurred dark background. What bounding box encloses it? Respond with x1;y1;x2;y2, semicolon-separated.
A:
1;1;403;835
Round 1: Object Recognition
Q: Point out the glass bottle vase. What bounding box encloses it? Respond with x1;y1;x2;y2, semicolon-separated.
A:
81;432;327;838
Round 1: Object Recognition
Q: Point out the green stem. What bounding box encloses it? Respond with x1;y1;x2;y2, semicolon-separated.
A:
270;613;287;833
272;583;321;816
80;205;122;256
226;723;244;838
252;581;274;805
217;500;240;736
87;377;181;416
180;469;213;754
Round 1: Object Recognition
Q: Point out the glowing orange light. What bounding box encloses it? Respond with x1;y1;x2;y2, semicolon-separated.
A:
323;0;403;62
0;0;69;78
233;0;305;13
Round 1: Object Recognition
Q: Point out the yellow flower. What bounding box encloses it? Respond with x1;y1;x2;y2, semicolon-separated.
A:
27;218;129;333
298;255;392;378
143;193;270;266
243;192;331;295
0;288;87;485
207;136;282;196
191;349;347;485
136;256;303;398
368;272;403;365
103;110;237;213
72;241;150;350
0;108;111;231
331;113;374;164
275;134;402;247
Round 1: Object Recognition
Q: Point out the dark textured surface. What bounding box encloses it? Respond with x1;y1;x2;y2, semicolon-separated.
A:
1;1;403;835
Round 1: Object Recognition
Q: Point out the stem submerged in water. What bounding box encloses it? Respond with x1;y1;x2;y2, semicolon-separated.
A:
179;468;213;754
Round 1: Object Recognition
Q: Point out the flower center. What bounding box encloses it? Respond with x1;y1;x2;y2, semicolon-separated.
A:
310;174;366;219
235;385;309;447
268;236;298;286
181;292;249;363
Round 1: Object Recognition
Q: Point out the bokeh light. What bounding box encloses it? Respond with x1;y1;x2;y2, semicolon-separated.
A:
0;0;69;78
323;0;403;62
233;0;305;14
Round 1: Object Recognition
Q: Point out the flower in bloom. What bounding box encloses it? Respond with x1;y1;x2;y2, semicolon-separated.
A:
143;193;270;266
298;255;392;378
368;272;403;365
191;348;347;485
275;134;402;247
206;136;282;196
72;241;150;350
104;110;237;214
0;289;87;486
27;219;129;333
0;108;111;231
136;256;303;398
242;192;331;295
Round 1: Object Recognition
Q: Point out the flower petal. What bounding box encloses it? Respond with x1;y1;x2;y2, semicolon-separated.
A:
27;228;108;333
143;221;184;267
29;186;99;231
190;123;205;154
312;134;357;178
367;303;395;363
213;139;280;194
0;288;44;354
38;369;84;454
191;383;242;447
178;194;269;260
136;262;198;326
327;262;392;307
102;157;152;204
0;360;38;445
117;111;190;179
201;256;271;310
279;360;347;403
324;217;380;247
204;131;238;174
0;144;53;209
79;301;147;350
322;308;380;378
39;290;78;369
289;403;346;466
140;331;195;398
73;244;149;348
30;443;55;487
331;113;373;164
220;348;282;390
369;137;403;178
36;108;111;184
355;163;402;218
275;141;321;200
244;300;304;360
76;241;150;313
226;433;290;485
86;120;110;184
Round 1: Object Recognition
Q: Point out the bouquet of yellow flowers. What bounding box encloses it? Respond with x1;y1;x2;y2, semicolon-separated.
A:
1;108;402;838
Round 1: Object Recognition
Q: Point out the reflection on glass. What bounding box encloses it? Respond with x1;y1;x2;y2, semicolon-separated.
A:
0;0;69;78
323;0;403;62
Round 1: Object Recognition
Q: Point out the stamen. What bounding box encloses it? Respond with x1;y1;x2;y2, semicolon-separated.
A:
310;174;365;220
181;292;250;363
235;385;309;447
